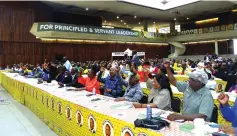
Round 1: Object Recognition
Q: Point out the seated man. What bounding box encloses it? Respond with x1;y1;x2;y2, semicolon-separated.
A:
59;67;84;88
164;62;214;121
115;73;143;102
97;67;122;98
25;66;43;78
56;66;72;84
218;93;236;136
20;64;32;76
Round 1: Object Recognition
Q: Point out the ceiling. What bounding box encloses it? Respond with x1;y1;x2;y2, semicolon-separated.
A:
43;0;237;30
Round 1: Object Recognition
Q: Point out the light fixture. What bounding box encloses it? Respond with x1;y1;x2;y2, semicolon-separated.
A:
232;9;237;12
134;16;137;18
85;8;89;11
187;17;189;20
195;18;218;25
138;22;141;24
153;22;155;24
117;16;119;19
104;20;107;23
124;23;126;25
174;18;176;20
121;20;123;22
234;39;237;55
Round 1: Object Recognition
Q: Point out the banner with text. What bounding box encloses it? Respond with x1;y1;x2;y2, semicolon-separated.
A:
180;23;237;35
112;52;145;56
37;22;139;37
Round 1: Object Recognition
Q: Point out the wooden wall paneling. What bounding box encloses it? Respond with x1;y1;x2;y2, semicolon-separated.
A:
184;43;215;55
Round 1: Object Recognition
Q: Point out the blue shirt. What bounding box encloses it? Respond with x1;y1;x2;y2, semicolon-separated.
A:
64;60;72;72
117;74;143;102
123;83;143;102
41;72;49;81
220;99;237;134
97;72;122;98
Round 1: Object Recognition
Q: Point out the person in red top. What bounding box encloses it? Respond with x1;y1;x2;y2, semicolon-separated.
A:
76;66;100;94
77;68;86;85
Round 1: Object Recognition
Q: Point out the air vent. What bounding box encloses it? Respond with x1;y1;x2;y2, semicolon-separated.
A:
161;0;169;5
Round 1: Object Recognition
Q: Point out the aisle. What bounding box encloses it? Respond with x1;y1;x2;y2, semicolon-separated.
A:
0;85;57;136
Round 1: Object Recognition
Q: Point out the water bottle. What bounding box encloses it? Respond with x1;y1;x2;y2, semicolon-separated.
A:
92;88;96;95
146;105;152;120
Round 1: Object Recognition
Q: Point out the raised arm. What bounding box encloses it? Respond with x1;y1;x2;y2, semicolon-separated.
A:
164;61;177;86
97;70;106;84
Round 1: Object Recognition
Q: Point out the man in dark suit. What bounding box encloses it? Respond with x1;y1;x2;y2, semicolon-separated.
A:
58;67;80;87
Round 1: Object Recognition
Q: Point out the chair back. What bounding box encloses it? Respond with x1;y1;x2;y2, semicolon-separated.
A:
139;94;148;104
171;97;181;113
210;104;218;123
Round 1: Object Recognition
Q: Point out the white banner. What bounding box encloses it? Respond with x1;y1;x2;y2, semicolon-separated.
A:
112;52;145;56
137;52;145;56
112;52;124;56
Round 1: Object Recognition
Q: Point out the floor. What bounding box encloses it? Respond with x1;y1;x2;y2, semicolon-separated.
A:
0;85;58;136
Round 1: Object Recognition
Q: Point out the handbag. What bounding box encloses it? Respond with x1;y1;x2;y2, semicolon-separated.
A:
134;117;170;130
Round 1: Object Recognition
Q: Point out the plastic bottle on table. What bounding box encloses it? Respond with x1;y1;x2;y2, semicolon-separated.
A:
92;88;96;95
146;105;152;120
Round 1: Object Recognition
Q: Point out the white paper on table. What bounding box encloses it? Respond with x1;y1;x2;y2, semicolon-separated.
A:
160;111;173;119
110;102;134;110
203;124;219;133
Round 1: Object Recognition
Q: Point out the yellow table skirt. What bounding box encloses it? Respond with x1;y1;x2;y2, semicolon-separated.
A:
0;73;162;136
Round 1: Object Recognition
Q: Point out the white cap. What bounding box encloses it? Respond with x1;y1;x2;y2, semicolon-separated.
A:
197;62;204;67
188;70;208;85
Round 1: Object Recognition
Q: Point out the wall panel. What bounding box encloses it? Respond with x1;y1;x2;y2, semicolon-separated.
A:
0;1;169;67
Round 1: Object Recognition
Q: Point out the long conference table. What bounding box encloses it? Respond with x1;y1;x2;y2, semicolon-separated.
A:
0;71;232;136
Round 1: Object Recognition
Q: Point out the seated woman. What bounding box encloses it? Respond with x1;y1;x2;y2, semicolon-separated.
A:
76;66;100;94
204;69;217;91
133;67;173;111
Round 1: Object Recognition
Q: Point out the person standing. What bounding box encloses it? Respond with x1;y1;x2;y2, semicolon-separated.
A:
63;57;72;72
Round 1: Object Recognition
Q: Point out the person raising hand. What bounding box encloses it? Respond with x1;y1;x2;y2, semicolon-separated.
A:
218;93;237;136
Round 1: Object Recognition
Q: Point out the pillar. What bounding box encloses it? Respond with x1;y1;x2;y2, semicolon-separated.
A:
170;21;176;33
143;20;148;31
215;40;219;55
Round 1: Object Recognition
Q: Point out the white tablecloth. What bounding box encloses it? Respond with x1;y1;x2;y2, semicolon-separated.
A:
4;72;218;136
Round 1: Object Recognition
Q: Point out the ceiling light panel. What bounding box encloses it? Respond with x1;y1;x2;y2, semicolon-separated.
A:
119;0;200;10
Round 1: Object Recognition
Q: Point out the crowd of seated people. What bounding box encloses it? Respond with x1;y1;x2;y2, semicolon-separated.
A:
3;53;237;135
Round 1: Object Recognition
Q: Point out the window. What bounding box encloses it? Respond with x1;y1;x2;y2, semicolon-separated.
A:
158;25;180;33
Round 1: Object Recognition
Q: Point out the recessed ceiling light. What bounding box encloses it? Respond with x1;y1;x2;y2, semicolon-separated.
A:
117;16;119;19
174;18;176;20
104;20;107;23
138;22;141;24
85;8;89;11
121;20;123;22
124;23;126;25
134;16;137;18
153;22;156;24
187;17;189;20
